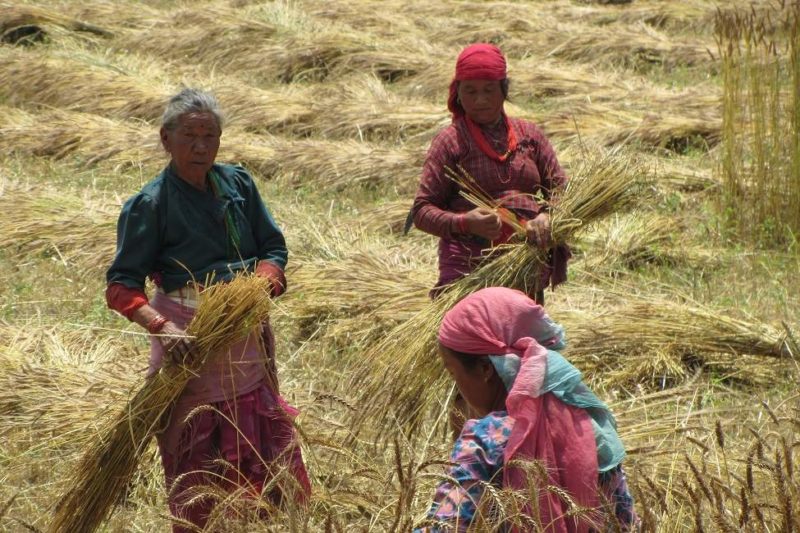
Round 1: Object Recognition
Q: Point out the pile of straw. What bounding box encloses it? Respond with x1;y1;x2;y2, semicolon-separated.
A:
114;8;363;84
289;248;433;349
355;199;418;233
303;75;447;141
0;105;421;191
349;150;649;439
0;48;166;122
534;102;721;150
561;297;795;387
575;212;674;272
0;183;117;270
49;275;273;533
0;105;161;170
0;3;112;42
573;211;717;273
0;326;138;449
260;137;421;190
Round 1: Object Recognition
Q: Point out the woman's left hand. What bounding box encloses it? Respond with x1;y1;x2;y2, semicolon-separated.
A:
525;213;551;249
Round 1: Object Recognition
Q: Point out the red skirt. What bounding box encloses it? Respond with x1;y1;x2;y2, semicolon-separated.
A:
158;381;311;532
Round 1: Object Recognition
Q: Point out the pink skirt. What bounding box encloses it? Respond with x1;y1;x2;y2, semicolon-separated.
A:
159;381;311;532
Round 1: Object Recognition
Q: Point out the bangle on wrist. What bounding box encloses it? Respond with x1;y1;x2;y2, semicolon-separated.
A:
146;315;168;334
457;214;469;234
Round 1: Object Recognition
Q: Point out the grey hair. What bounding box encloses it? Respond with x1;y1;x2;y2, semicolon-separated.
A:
161;88;225;131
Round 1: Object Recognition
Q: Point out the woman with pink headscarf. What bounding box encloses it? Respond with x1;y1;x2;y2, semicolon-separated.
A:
410;44;570;302
414;288;638;532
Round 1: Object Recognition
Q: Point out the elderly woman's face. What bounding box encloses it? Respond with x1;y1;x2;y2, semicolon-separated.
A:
457;79;504;125
160;112;221;184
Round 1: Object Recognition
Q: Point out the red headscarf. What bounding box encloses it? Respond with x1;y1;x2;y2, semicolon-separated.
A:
447;44;517;162
447;43;507;118
439;287;599;533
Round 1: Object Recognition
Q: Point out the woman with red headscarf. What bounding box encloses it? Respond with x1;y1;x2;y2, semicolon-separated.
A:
414;288;638;532
410;43;570;300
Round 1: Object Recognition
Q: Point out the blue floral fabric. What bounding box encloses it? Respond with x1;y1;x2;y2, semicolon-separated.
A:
414;411;638;532
414;412;511;532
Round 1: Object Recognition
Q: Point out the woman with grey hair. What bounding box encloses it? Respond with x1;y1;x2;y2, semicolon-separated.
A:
105;88;310;531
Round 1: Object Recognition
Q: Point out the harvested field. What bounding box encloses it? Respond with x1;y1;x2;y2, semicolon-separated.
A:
1;0;798;532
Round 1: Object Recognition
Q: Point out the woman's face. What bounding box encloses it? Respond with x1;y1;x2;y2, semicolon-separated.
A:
457;79;505;125
439;343;505;417
160;111;221;184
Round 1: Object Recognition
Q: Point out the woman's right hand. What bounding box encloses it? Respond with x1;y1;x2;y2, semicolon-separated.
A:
462;207;502;240
157;322;199;366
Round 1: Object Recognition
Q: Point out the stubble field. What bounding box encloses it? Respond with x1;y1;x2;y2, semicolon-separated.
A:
0;0;798;531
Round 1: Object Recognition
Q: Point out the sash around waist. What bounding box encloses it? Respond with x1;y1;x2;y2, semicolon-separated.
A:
147;292;266;407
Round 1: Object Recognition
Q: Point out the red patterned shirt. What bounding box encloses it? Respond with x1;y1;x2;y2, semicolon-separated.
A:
412;116;568;288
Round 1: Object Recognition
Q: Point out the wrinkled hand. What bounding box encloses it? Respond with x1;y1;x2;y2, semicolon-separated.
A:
255;261;286;298
463;207;502;240
156;321;199;366
526;212;551;249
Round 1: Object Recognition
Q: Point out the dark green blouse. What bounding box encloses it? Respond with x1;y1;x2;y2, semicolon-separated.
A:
106;163;287;293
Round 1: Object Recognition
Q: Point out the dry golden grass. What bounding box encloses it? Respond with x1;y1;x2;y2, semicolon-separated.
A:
0;47;167;122
576;211;719;273
559;296;795;388
301;75;448;141
1;0;798;531
354;199;417;233
0;2;113;43
0;46;318;134
629;393;800;531
533;102;721;150
109;6;431;85
285;225;434;349
0;325;139;449
261;137;421;190
0;105;162;170
0;104;426;190
0;182;118;270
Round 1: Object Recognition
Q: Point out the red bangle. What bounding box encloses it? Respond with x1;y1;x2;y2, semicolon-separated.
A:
457;214;469;234
146;315;168;334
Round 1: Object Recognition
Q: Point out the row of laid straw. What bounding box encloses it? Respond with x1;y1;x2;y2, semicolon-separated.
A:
0;182;118;271
0;326;138;450
0;44;723;151
0;105;423;191
0;101;720;196
0;2;113;41
303;0;715;72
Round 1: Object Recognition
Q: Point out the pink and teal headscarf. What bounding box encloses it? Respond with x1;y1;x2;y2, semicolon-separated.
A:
439;287;624;532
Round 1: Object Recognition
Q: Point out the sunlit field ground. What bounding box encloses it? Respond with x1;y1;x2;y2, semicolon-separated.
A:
0;0;798;531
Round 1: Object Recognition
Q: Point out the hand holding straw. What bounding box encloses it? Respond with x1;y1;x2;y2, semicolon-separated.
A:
349;151;650;442
49;274;273;533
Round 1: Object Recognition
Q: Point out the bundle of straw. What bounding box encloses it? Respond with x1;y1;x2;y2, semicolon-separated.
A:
349;150;648;440
0;49;166;123
48;275;273;533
